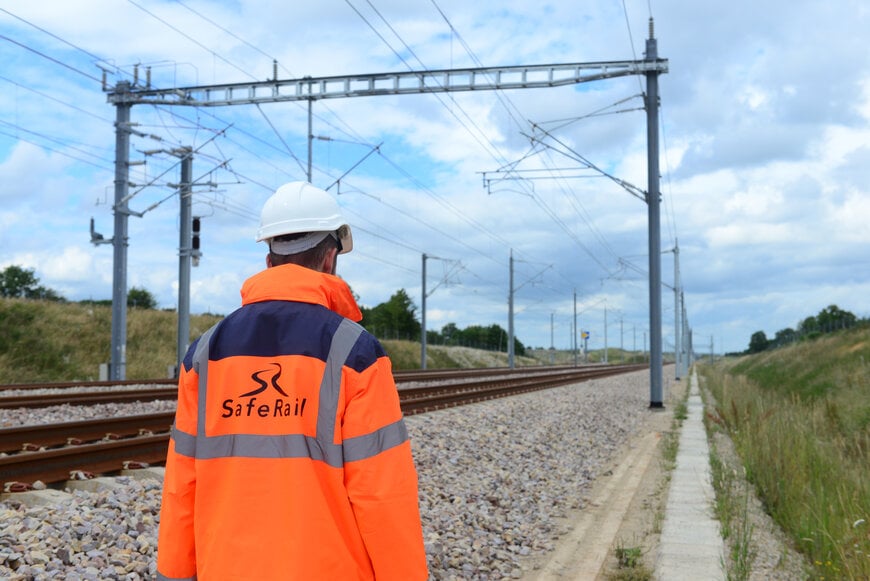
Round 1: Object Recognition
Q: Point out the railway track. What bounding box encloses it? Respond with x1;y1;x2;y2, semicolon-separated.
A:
0;364;645;488
0;365;580;407
0;365;570;391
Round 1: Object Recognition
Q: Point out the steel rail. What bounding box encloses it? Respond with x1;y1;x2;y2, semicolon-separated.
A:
399;364;644;400
0;413;173;454
0;434;170;487
0;378;177;391
0;388;179;409
0;365;579;391
0;365;615;408
400;364;646;413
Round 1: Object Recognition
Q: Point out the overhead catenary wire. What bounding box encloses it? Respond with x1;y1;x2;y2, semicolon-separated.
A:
0;33;102;84
372;152;513;260
526;124;647;203
0;119;111;165
149;107;292;177
0;8;262;199
171;0;384;172
535;94;645;134
659;102;677;247
483;94;647;274
620;0;645;95
126;0;258;83
535;151;622;263
0;75;113;124
0;7;110;82
428;0;530;135
122;1;314;186
254;104;308;177
344;0;520;178
491;120;629;269
335;177;497;263
425;0;640;287
0;127;113;172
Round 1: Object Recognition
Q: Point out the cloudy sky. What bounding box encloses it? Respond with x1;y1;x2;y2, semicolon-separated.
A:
1;0;868;356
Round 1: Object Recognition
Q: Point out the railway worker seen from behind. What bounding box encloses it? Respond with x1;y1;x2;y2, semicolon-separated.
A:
156;181;429;581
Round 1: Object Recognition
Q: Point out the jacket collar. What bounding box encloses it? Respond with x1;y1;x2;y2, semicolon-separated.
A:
240;263;363;322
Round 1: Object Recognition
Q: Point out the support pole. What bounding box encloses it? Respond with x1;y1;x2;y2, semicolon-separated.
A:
110;84;132;381
508;249;515;369
645;20;664;408
176;149;193;375
421;253;427;370
688;328;694;369
674;238;681;380
550;312;555;364
307;99;313;182
573;290;578;366
550;313;554;348
681;291;689;376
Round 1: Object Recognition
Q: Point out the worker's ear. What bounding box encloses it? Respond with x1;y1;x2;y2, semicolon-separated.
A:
321;247;338;275
266;254;273;268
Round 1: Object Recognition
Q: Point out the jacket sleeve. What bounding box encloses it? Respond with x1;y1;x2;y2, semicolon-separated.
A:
156;357;200;580
342;353;429;581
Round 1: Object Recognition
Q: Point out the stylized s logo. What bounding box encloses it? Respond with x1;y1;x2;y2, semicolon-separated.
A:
240;363;288;397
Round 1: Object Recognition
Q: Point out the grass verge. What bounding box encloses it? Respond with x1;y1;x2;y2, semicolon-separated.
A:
701;328;870;580
707;434;756;581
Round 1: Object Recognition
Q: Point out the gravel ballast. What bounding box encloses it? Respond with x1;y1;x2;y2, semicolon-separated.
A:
0;370;653;580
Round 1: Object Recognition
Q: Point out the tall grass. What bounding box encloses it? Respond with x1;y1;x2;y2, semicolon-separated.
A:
707;440;756;581
0;298;222;382
702;327;870;580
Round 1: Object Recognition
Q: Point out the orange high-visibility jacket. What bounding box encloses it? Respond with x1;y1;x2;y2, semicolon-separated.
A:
156;263;428;581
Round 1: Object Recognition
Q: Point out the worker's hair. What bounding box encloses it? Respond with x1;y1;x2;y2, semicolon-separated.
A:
269;232;338;270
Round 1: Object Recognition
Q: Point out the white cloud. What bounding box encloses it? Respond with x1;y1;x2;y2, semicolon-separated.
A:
705;222;801;248
826;192;870;243
41;245;101;282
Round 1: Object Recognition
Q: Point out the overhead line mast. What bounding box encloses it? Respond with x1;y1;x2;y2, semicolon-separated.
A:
104;35;668;408
644;20;665;407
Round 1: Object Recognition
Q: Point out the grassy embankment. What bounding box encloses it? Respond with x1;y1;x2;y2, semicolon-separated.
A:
0;299;223;382
701;327;870;580
0;298;570;383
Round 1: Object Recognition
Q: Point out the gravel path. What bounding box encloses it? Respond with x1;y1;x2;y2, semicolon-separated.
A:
0;371;652;580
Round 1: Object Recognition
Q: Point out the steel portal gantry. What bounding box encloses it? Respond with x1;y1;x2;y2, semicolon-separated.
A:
108;60;666;106
104;36;668;406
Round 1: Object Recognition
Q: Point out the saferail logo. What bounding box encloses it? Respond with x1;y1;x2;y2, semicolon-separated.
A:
221;362;307;418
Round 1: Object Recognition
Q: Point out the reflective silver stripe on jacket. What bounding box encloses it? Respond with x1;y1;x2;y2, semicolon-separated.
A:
170;318;408;467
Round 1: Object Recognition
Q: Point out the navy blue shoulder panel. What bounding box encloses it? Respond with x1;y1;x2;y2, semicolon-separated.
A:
345;330;386;373
181;335;202;372
209;301;344;362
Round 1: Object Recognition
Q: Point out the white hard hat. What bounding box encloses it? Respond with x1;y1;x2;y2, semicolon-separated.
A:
257;181;353;254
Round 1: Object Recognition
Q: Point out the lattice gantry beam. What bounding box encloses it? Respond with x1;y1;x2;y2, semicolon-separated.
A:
107;60;668;106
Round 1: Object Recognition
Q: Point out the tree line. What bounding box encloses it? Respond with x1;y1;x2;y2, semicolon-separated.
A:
1;266;526;355
357;288;526;355
0;265;157;309
746;304;866;354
